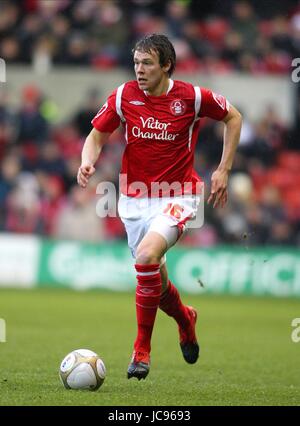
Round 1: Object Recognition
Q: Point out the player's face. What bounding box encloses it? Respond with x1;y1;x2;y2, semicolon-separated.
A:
134;50;170;95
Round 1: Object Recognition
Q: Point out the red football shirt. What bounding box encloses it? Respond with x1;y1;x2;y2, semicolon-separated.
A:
92;79;229;197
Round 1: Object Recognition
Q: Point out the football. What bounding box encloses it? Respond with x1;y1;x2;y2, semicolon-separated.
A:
59;349;106;390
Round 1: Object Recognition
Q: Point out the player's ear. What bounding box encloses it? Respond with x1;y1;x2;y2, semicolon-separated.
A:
162;60;171;74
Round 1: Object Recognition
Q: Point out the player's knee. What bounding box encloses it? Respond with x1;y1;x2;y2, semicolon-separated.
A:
136;247;161;265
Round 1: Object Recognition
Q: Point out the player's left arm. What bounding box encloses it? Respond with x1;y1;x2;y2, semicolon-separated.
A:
208;104;242;208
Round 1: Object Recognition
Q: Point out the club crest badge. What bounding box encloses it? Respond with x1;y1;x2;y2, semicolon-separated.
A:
212;92;226;110
95;102;108;118
170;99;186;116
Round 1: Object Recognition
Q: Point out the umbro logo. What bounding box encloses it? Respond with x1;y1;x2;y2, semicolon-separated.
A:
139;288;154;294
129;100;145;105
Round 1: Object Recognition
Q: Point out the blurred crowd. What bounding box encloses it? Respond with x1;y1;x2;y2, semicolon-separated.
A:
0;0;300;247
0;81;299;247
0;0;300;74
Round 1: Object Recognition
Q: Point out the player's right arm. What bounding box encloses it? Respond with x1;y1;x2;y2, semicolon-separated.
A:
77;89;121;188
77;128;110;188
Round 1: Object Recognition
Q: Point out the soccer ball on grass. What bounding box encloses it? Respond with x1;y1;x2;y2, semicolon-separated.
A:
59;349;106;390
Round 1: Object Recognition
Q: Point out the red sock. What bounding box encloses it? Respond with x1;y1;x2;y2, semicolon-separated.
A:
159;280;190;330
134;263;162;353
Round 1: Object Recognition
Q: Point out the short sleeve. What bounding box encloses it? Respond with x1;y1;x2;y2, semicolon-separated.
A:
199;88;230;121
91;90;121;133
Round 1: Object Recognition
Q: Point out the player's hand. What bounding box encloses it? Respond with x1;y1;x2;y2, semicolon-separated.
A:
207;168;228;208
77;164;96;188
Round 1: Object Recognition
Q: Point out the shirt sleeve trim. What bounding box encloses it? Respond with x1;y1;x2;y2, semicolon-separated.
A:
116;83;125;122
194;86;201;117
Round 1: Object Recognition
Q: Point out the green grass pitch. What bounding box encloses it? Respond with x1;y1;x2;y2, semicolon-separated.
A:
0;288;299;406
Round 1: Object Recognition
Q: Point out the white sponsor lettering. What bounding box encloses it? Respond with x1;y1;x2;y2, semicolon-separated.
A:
140;116;170;130
132;127;178;140
132;116;178;141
